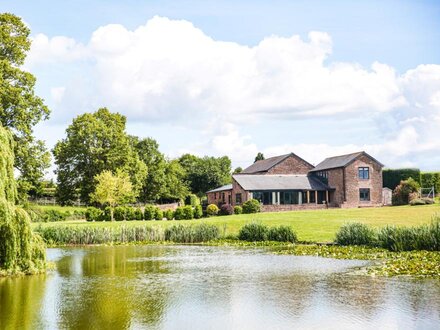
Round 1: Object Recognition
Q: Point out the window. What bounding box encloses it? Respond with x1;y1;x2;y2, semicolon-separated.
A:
309;191;316;203
280;191;299;205
252;191;273;205
358;167;369;180
359;188;370;201
222;193;225;202
235;193;242;205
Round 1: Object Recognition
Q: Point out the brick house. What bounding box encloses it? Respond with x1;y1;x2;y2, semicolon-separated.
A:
206;151;384;211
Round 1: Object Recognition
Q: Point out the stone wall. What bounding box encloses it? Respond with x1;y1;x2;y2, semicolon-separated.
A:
267;155;314;175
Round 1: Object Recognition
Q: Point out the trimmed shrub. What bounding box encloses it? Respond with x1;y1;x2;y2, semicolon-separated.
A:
174;207;184;220
144;205;156;220
234;206;242;215
85;207;103;222
164;209;174;220
335;222;375;246
134;208;143;220
242;199;261;214
126;207;137;220
114;206;126;221
182;206;194;220
220;204;234;216
194;205;203;219
164;223;219;243
99;207;112;221
206;204;219;217
154;207;163;220
186;194;200;206
267;226;297;243
238;222;268;241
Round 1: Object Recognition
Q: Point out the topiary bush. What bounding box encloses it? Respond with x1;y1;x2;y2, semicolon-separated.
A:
114;206;126;221
233;206;242;215
335;222;376;246
85;207;103;222
194;205;203;219
267;226;297;243
154;207;163;220
206;204;219;217
219;204;234;216
174;207;184;220
134;208;143;220
182;206;194;220
125;207;137;220
99;207;112;221
242;199;261;214
164;209;174;220
238;222;268;241
144;205;155;220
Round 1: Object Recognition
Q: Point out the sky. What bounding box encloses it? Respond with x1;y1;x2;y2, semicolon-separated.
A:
2;0;440;176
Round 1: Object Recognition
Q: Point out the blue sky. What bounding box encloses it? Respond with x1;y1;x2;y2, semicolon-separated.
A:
2;0;440;173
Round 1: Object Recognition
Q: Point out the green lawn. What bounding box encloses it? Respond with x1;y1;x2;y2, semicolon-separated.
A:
32;204;440;242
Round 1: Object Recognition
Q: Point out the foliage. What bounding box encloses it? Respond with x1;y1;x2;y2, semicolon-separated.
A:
174;207;184;220
134;208;143;220
242;199;261;214
90;170;134;221
185;193;200;206
206;204;219;217
267;226;297;243
420;172;440;194
0;126;46;274
233;206;242;215
113;206;127;221
219;204;234;216
85;207;103;222
144;205;156;220
154;207;163;220
193;205;203;219
164;209;174;220
53;108;147;204
238;222;269;241
392;178;420;205
335;222;376;246
383;168;421;190
254;152;265;162
160;159;190;202
164;223;219;243
233;167;243;174
35;224;165;245
0;14;51;197
182;206;194;220
178;154;231;196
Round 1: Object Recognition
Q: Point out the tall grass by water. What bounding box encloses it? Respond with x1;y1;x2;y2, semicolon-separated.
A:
336;216;440;252
164;223;219;243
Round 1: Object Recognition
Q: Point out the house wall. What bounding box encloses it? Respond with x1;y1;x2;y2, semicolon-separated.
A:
266;155;314;175
231;178;250;206
342;155;383;208
327;168;345;207
262;203;328;212
207;190;233;206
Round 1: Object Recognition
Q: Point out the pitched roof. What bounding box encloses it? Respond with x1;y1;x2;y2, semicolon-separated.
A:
206;184;233;193
241;153;313;174
309;151;384;172
233;174;331;191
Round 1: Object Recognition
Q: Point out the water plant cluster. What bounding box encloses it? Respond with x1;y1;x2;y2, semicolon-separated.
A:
335;217;440;251
238;222;297;243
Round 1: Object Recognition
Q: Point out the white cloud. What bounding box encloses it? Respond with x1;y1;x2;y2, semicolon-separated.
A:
27;16;440;171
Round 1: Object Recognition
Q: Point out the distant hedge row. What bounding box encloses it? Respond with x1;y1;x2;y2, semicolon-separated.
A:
383;168;440;193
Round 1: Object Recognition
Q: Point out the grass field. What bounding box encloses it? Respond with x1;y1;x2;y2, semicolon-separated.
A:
32;204;440;242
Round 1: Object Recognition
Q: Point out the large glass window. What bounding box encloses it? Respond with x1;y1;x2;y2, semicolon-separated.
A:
280;191;299;205
235;193;242;205
358;167;369;179
309;191;316;203
359;188;370;201
252;191;272;205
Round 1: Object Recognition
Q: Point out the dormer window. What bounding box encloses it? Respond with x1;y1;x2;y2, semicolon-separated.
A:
358;167;369;180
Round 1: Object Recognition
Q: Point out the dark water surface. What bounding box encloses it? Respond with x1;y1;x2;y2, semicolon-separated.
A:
1;245;439;329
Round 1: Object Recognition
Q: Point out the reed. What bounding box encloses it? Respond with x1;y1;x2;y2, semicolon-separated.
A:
164;223;219;243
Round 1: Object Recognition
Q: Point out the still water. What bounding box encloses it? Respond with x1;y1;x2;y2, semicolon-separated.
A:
1;245;439;330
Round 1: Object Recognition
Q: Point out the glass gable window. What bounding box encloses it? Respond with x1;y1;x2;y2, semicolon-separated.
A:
358;167;370;179
359;188;370;201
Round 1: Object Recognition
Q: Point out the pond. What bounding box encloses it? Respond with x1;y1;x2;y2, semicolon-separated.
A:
1;245;439;329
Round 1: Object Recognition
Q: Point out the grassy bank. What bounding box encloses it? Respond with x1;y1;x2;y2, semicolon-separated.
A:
32;204;439;242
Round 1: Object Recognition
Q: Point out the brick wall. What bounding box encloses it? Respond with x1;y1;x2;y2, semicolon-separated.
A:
232;178;250;206
207;190;233;206
326;168;344;207
267;155;314;175
343;155;383;207
261;204;328;212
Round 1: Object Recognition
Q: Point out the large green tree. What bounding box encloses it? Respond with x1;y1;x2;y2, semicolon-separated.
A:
179;154;231;196
0;13;51;198
53;108;147;204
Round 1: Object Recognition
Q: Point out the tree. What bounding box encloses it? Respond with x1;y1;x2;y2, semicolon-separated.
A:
161;159;189;202
53;108;147;204
0;13;51;198
233;167;243;174
131;137;167;202
179;154;231;196
254;152;265;162
90;170;134;221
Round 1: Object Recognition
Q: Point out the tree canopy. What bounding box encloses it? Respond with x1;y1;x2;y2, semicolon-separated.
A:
179;154;231;196
53;108;147;204
254;152;265;162
0;13;51;198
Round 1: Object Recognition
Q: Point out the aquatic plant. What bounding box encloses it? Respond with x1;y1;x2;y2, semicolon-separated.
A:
267;226;298;243
164;223;219;243
238;222;268;241
335;222;376;246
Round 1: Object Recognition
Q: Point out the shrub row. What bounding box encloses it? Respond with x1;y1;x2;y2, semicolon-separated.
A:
335;218;440;251
238;222;297;243
26;206;68;222
205;199;260;217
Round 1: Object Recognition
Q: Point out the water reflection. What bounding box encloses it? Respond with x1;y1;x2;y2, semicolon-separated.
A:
0;245;439;329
